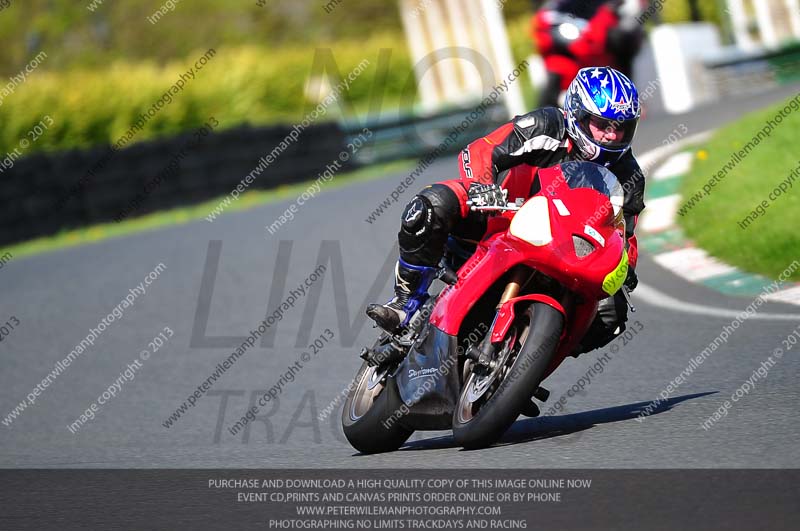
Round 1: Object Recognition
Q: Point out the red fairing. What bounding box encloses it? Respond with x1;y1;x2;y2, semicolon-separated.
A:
499;164;541;205
490;293;596;379
430;164;626;336
491;294;566;344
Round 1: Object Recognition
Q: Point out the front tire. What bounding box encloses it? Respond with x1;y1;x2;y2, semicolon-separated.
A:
341;361;413;454
452;303;563;449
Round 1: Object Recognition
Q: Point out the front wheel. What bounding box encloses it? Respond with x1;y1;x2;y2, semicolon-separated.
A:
341;361;413;454
452;303;563;449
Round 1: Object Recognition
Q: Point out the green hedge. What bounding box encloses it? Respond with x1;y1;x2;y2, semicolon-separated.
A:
0;36;415;156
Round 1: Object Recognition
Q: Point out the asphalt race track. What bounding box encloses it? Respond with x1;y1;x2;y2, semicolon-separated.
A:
2;84;799;469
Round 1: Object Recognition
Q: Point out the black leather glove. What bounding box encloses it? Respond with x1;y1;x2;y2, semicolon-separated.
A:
467;183;506;208
624;267;638;292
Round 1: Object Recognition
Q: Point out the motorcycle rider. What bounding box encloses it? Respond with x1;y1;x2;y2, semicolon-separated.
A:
367;66;644;354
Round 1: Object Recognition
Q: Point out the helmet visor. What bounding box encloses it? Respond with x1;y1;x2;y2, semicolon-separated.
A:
577;113;638;151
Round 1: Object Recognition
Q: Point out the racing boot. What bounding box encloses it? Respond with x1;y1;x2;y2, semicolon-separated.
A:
366;258;437;333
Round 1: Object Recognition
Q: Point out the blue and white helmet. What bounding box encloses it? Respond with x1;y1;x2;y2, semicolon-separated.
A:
564;66;640;166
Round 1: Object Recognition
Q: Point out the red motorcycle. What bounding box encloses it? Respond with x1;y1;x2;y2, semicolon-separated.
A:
342;161;632;452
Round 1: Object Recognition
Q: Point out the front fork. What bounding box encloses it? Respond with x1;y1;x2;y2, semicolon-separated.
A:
465;266;531;369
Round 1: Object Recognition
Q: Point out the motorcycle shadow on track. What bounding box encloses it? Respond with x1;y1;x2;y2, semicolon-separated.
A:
393;392;716;452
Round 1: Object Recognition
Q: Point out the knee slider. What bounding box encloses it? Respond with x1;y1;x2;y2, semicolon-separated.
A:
398;185;461;263
400;195;432;234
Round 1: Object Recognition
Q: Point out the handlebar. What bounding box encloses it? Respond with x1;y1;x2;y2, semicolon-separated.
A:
466;200;522;213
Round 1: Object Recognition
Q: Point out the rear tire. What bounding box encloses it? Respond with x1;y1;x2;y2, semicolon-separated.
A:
342;361;413;454
452;303;563;449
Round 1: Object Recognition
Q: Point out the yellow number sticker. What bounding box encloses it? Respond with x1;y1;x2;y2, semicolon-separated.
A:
602;250;629;296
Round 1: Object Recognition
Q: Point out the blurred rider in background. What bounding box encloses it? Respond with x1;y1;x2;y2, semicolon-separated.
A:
531;0;646;107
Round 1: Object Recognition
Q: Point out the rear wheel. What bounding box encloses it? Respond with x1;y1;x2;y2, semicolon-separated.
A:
452;303;563;449
342;359;413;455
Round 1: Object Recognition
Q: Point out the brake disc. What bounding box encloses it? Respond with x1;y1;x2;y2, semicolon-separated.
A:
464;328;518;403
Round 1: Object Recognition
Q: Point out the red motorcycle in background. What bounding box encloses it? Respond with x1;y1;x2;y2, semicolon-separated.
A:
342;161;633;452
532;0;647;107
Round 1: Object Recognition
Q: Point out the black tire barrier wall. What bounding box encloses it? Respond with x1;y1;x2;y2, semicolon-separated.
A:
0;122;349;245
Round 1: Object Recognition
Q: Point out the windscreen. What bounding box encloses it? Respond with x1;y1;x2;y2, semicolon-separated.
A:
560;161;624;216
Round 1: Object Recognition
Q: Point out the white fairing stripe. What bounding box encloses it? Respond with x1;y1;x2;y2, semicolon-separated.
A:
510;135;568;156
553;199;570;216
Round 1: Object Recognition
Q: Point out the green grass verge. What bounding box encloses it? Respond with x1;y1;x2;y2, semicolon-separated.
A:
678;97;800;281
0;159;414;260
